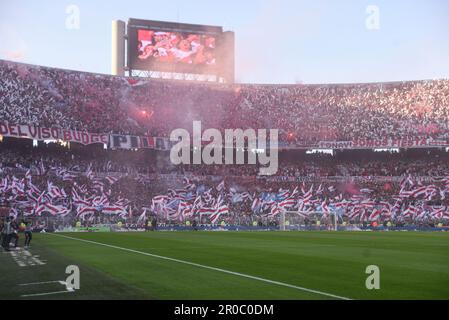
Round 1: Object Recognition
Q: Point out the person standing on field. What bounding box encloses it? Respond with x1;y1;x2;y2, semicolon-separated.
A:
24;221;33;249
9;218;19;248
1;217;12;251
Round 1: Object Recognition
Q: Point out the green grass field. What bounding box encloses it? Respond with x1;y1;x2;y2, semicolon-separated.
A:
1;231;448;300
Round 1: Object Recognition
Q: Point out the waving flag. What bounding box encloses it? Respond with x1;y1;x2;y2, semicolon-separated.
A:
251;197;262;213
85;163;95;180
25;170;32;183
369;209;382;221
105;176;119;185
216;180;225;192
102;206;127;215
37;160;46;176
279;198;295;209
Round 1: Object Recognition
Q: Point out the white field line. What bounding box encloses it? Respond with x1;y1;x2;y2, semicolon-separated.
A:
21;290;73;298
10;249;46;267
51;234;352;300
19;281;65;286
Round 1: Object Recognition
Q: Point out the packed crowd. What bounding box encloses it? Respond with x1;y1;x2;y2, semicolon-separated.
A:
1;59;449;228
1;143;448;229
0;60;135;134
1;60;449;146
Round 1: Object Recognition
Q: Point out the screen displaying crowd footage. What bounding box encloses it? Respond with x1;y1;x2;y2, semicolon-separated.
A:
128;19;233;76
136;30;217;66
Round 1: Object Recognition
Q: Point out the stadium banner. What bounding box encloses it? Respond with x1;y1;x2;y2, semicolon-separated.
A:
109;134;140;149
109;134;171;150
318;137;449;150
0;123;109;145
258;175;439;183
3;123;447;151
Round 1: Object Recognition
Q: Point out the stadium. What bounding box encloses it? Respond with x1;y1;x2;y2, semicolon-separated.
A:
1;0;449;307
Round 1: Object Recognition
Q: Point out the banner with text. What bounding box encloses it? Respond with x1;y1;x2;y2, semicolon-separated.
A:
318;137;448;150
0;123;109;145
2;123;448;151
109;134;171;150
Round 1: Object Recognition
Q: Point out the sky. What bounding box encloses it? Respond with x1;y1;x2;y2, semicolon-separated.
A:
0;0;448;84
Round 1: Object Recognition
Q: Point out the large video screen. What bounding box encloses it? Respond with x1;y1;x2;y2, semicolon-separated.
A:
137;30;216;65
128;19;224;74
